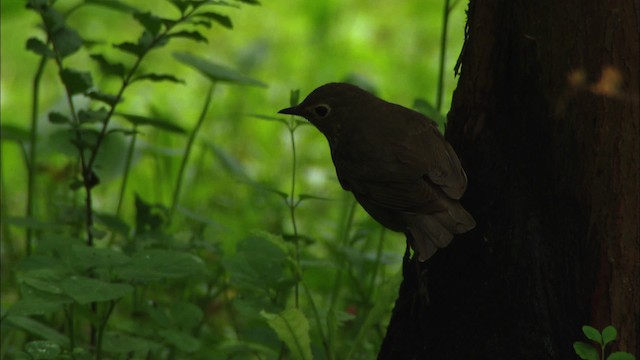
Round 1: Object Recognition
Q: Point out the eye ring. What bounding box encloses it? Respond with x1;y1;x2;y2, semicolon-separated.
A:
312;104;331;118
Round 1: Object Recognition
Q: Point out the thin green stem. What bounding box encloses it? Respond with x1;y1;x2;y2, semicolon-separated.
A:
328;198;357;314
435;0;451;112
115;126;138;217
300;278;332;360
26;55;48;255
288;123;301;308
170;82;216;222
95;301;116;360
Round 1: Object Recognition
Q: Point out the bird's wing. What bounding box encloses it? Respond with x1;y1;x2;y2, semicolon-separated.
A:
392;112;468;200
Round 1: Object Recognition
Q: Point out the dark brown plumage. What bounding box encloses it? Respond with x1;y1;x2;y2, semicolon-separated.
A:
279;82;475;261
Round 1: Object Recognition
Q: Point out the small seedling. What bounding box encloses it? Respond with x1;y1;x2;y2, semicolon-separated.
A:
573;325;635;360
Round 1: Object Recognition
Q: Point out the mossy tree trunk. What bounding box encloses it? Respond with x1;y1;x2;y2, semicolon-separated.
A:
379;0;639;358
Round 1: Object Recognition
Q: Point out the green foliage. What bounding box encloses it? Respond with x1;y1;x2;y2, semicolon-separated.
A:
2;0;465;358
574;325;636;360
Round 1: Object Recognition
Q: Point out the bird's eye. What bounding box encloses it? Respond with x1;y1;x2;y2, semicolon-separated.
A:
312;104;331;118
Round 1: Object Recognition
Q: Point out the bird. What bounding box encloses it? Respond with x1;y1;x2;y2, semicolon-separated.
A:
278;82;475;261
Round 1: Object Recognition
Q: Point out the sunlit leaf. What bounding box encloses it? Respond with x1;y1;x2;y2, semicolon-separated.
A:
261;308;312;360
113;41;143;56
173;51;267;87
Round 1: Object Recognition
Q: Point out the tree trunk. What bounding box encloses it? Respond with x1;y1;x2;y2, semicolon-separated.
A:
379;1;640;359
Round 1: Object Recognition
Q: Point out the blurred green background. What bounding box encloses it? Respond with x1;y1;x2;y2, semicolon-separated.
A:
1;0;466;358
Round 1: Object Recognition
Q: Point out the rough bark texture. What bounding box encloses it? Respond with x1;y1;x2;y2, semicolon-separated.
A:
379;0;639;359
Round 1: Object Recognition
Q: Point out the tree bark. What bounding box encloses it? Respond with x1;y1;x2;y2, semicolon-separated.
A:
379;1;639;359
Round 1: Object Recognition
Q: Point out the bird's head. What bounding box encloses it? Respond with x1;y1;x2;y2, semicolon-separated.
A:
278;82;373;137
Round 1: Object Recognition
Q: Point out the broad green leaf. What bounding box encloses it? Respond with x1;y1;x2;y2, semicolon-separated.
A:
48;112;70;124
573;341;599;360
608;352;636;360
89;54;125;77
147;301;203;329
26;37;55;57
5;316;70;347
115;249;205;282
101;331;162;354
116;113;186;134
173;51;267;87
261;308;312;360
132;73;185;84
158;329;201;353
70;244;131;271
24;340;62;360
8;285;72;316
60;276;133;304
602;325;617;346
50;27;83;58
59;68;93;95
85;0;140;13
41;7;65;32
193;12;233;29
582;325;602;344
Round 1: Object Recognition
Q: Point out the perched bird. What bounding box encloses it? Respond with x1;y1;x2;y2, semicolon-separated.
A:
279;83;475;261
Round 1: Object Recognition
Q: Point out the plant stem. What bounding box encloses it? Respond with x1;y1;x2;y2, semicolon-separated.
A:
170;82;216;222
288;123;301;308
26;55;48;255
435;0;451;112
115;126;138;218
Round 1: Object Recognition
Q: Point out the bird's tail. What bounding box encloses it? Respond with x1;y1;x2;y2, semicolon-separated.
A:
406;203;475;261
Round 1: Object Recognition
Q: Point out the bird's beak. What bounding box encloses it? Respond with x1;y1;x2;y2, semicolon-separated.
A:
278;105;302;116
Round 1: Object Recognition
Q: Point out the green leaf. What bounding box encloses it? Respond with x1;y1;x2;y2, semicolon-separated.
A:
60;276;133;304
78;108;108;124
574;341;600;360
89;54;125;77
235;0;260;4
1;124;30;143
7;286;72;316
24;340;62;360
173;51;267;87
86;90;120;106
608;352;636;360
167;30;208;43
95;213;131;237
50;27;83;58
26;37;55;57
59;68;93;95
602;325;617;346
261;308;312;360
5;316;70;347
101;331;162;354
48;112;70;124
133;11;162;35
132;73;185;84
158;329;201;353
116;113;186;134
85;0;140;13
582;325;603;344
193;12;233;29
113;41;143;56
115;249;205;282
69;244;131;272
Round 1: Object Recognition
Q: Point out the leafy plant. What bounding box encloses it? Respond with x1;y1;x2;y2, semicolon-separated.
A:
574;325;636;360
